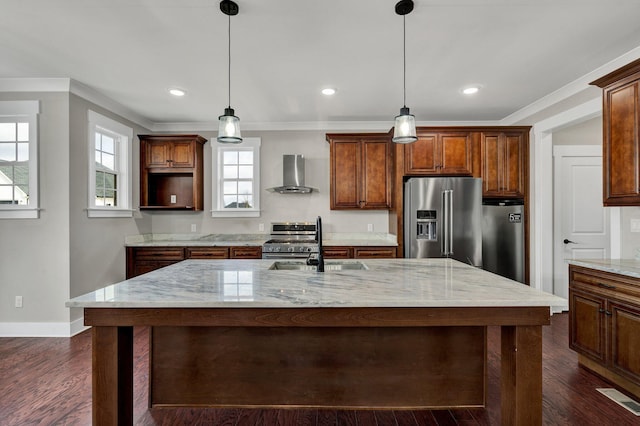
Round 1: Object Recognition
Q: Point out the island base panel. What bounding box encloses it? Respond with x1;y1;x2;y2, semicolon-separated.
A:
150;326;486;408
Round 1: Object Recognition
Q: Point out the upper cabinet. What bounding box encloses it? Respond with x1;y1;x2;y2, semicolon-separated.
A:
326;133;392;210
591;59;640;206
139;134;207;210
404;131;473;176
481;131;527;198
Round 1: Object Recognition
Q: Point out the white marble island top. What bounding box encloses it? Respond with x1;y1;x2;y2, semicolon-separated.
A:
67;258;565;310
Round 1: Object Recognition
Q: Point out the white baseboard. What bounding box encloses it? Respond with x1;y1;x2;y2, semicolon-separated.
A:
0;317;90;337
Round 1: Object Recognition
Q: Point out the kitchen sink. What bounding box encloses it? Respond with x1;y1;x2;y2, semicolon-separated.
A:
268;261;369;271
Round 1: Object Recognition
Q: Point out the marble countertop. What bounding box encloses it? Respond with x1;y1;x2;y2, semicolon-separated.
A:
67;258;565;309
125;233;398;247
568;259;640;279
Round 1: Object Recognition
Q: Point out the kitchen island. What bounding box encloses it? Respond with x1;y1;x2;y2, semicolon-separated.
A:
66;258;565;425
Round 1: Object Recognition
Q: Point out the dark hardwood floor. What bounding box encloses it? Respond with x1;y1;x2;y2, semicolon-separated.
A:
1;313;639;425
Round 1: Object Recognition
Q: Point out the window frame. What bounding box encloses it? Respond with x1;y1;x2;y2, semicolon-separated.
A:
87;110;133;218
0;101;39;219
211;137;261;218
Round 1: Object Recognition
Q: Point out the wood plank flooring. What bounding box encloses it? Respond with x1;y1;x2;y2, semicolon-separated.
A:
1;313;639;425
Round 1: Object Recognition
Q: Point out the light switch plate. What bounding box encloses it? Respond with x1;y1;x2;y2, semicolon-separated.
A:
631;218;640;233
170;194;177;204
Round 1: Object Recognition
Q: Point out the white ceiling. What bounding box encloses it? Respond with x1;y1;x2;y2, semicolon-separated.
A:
2;0;640;129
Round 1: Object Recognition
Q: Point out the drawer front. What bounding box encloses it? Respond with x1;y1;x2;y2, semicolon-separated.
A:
570;266;640;299
323;247;352;259
133;247;185;261
354;247;397;258
230;246;262;259
186;247;229;259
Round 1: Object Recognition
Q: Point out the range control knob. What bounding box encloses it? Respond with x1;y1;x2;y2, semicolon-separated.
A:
288;246;294;252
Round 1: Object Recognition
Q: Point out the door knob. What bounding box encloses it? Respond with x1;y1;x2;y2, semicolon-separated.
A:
563;239;577;244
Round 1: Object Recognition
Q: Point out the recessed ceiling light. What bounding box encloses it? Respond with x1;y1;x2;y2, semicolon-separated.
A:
169;88;186;97
461;86;481;95
321;88;337;96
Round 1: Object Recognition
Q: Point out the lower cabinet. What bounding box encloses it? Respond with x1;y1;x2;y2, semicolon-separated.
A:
126;245;262;278
323;246;397;259
569;265;640;398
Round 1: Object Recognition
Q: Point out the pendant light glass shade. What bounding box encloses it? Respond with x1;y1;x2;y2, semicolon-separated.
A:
392;0;417;144
393;107;417;143
218;107;242;144
217;0;242;144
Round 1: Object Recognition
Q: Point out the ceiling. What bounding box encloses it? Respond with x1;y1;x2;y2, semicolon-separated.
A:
2;0;640;129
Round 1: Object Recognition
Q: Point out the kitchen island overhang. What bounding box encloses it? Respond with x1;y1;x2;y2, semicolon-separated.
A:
67;258;566;426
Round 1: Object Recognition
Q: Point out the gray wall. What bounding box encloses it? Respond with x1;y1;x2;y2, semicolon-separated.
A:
68;94;152;324
0;92;71;326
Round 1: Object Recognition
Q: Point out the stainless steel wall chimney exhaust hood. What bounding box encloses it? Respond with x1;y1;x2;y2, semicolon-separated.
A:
267;155;317;194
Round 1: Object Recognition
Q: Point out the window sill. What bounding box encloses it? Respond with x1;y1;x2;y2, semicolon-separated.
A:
0;208;40;219
211;210;261;218
87;208;134;218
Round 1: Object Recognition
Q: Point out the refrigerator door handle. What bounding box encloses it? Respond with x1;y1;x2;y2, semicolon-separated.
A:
442;190;453;256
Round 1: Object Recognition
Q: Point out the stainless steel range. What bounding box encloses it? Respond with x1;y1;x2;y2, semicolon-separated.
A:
262;222;318;259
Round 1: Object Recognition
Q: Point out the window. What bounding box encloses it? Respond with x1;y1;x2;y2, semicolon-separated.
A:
87;110;133;218
212;137;261;218
0;101;39;219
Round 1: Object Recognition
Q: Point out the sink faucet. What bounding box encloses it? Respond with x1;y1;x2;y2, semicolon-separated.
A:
306;216;324;272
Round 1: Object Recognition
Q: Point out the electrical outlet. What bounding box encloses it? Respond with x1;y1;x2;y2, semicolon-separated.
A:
170;194;177;204
367;224;374;232
191;224;197;233
631;218;640;233
15;296;23;308
258;223;265;232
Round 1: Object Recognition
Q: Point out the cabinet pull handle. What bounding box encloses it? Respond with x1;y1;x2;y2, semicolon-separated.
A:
599;308;605;313
605;310;612;316
598;282;616;289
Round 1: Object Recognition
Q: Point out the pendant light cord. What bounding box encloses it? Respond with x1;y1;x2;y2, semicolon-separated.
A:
227;12;231;109
403;14;406;108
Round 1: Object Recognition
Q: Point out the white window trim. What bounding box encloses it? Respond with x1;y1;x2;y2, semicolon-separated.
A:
87;110;133;218
0;101;39;219
211;137;261;218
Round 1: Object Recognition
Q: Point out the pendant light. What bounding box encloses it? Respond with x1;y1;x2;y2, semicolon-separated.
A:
392;0;418;144
217;0;242;144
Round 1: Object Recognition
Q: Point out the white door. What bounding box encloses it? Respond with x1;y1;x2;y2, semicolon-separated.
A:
553;146;609;301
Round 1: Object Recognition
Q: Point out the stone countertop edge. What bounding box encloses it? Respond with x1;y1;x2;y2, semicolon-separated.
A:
124;233;398;247
567;258;640;279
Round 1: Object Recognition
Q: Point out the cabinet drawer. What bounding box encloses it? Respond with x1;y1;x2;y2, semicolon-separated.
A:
230;246;262;259
323;247;352;259
354;247;397;258
132;247;185;261
570;266;640;299
186;247;229;259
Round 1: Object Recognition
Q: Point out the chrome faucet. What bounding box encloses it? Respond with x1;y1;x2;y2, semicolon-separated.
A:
306;216;324;272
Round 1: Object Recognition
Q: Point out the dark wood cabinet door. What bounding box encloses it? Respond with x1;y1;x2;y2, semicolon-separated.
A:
331;139;360;209
481;132;525;198
604;80;640;205
361;139;391;209
170;141;195;168
569;288;607;363
405;134;438;174
503;133;525;197
609;300;640;382
146;141;172;168
327;134;391;210
439;133;472;175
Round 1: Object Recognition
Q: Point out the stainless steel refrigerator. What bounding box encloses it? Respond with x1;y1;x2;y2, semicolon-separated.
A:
404;177;483;266
482;199;525;283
